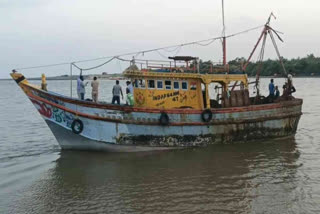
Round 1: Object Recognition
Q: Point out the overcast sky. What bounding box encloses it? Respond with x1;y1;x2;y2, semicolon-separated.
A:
1;0;319;78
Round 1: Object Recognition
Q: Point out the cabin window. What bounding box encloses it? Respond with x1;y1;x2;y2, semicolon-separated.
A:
165;80;172;90
139;79;146;88
190;81;197;90
148;80;155;89
157;80;163;89
173;81;179;90
133;79;145;88
133;79;138;88
182;81;188;90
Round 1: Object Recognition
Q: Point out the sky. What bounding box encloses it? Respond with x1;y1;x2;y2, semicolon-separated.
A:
0;0;319;78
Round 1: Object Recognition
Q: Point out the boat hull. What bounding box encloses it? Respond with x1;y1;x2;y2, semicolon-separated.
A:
44;115;301;152
45;120;177;152
15;80;303;152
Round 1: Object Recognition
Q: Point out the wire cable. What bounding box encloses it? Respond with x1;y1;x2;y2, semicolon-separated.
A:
72;57;115;71
14;25;264;71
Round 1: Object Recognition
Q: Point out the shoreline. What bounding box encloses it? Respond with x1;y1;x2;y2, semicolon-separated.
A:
1;75;319;81
1;73;125;81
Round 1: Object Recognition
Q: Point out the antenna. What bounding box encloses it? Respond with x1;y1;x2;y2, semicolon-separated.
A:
266;12;276;25
222;0;226;37
222;0;227;67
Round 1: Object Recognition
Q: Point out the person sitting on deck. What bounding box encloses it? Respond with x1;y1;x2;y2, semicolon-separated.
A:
112;80;123;105
77;75;88;100
91;76;99;103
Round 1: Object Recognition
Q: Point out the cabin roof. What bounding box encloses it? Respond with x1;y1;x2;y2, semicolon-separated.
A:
123;70;248;84
168;56;197;61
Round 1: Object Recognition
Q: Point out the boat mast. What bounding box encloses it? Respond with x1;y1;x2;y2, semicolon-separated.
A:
222;0;227;67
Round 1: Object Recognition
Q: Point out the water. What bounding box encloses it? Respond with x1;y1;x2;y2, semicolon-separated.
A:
0;78;320;213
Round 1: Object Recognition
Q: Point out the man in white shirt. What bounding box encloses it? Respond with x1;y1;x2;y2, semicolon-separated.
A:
77;76;87;100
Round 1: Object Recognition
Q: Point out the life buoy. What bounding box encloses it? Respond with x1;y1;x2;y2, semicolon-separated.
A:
159;112;169;126
71;119;84;134
201;109;213;122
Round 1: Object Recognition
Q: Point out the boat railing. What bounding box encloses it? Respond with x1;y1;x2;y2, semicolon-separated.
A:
126;58;229;74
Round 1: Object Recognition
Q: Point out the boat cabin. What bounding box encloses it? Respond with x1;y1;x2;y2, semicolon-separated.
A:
123;56;250;110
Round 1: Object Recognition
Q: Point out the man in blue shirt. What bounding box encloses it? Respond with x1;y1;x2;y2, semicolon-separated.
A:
269;79;275;96
268;79;275;103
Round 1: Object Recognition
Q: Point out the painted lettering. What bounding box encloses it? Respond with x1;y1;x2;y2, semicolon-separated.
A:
153;91;180;101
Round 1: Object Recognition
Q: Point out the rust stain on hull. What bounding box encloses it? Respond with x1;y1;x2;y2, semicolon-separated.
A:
11;76;303;151
116;115;302;147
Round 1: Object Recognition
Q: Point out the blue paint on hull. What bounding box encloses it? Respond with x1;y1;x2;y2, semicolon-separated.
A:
44;111;301;152
27;88;303;152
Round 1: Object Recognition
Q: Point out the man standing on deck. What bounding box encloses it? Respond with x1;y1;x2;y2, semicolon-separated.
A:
77;75;88;100
91;76;99;102
126;81;134;105
268;79;275;103
112;80;123;104
275;86;280;98
269;79;275;95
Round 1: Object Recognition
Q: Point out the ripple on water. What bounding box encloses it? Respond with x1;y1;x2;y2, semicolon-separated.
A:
1;78;320;213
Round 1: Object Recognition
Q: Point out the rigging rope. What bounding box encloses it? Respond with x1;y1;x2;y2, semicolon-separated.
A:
173;46;182;56
72;57;115;71
156;50;169;59
196;39;216;46
256;31;267;77
162;46;181;52
157;46;182;59
226;25;264;38
268;29;287;75
14;61;72;71
14;25;264;71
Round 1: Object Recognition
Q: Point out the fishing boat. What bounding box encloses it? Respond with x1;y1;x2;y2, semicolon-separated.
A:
11;13;302;152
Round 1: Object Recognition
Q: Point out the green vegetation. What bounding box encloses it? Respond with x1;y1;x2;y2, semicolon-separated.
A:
200;54;320;76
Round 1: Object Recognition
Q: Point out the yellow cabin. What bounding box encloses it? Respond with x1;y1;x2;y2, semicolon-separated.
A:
123;56;249;110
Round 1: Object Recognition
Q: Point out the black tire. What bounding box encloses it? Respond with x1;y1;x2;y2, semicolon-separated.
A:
201;109;213;122
71;119;84;134
159;112;169;126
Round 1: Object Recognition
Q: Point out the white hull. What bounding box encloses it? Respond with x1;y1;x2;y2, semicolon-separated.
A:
45;120;177;152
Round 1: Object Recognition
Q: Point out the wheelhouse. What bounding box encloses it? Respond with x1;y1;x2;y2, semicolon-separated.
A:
123;56;249;110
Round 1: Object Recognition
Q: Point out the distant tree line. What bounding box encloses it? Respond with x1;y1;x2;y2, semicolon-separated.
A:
197;54;320;77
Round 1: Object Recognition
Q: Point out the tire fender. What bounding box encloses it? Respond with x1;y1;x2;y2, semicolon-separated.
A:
159;112;169;126
71;119;84;134
201;109;213;122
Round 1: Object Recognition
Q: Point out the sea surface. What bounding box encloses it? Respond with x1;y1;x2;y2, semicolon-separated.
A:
0;77;319;214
